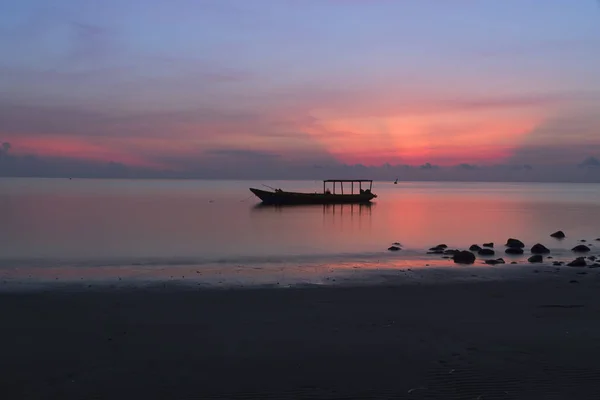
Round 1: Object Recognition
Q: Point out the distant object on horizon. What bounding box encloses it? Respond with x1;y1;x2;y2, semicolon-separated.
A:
250;180;377;205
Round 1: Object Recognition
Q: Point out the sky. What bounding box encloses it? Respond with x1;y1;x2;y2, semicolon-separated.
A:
1;0;600;180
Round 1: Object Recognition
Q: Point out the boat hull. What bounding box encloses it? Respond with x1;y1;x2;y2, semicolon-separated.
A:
249;188;376;205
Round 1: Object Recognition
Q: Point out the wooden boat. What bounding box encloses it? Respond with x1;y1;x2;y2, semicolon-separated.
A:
249;180;377;205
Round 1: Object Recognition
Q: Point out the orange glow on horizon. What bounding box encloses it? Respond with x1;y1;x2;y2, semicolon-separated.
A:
302;110;543;166
4;135;166;169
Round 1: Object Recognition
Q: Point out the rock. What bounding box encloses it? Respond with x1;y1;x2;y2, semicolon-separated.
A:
572;245;591;253
388;246;401;251
511;261;517;264
547;256;553;259
485;258;505;265
588;255;597;261
427;249;444;254
469;244;482;252
528;255;543;263
589;263;600;269
581;239;587;242
552;261;562;266
530;243;550;254
550;231;566;239
483;242;494;248
596;238;600;241
478;248;495;256
442;256;450;259
505;238;525;248
429;245;446;252
567;257;587;267
453;251;476;264
443;249;460;255
505;247;524;255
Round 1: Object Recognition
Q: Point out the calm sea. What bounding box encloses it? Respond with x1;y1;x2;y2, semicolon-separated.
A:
1;178;599;287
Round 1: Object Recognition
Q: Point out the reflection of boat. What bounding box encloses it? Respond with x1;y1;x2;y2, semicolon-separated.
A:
252;202;373;213
249;180;377;205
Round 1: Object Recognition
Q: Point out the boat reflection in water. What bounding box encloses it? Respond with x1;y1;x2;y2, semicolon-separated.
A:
251;202;373;215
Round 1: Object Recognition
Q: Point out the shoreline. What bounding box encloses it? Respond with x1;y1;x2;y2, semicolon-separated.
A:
0;261;596;292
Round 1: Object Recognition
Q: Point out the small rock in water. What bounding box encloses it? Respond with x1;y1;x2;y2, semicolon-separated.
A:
453;251;476;265
427;249;444;254
567;257;587;267
483;242;494;248
596;238;600;241
572;245;591;253
478;248;495;256
553;261;562;266
485;258;505;265
443;249;460;255
510;261;518;264
547;256;553;259
588;255;597;261
388;246;401;251
505;247;524;255
581;239;587;242
469;244;482;252
530;243;550;254
528;255;543;263
550;231;566;239
435;244;448;249
589;263;600;269
505;238;525;248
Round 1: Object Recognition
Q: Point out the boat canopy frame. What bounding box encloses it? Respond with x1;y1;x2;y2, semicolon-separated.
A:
322;179;373;195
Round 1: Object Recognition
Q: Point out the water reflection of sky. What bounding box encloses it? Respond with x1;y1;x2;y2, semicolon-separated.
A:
0;179;599;265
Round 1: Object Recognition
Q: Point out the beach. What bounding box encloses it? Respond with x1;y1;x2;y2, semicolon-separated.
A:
3;270;600;399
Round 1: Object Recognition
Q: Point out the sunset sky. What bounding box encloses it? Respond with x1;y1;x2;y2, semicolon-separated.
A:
1;0;600;178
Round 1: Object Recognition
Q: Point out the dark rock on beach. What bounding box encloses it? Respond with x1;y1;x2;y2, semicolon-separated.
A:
485;258;505;265
506;238;525;248
530;243;550;254
453;251;476;264
528;255;543;263
572;245;591;253
567;257;587;267
469;244;482;252
482;242;494;248
505;247;524;255
388;246;401;251
478;248;495;256
550;231;566;239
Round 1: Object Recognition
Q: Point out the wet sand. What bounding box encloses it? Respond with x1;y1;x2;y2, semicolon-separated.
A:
3;273;600;399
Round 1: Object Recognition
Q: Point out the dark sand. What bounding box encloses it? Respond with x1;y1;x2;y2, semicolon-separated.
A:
3;274;600;399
